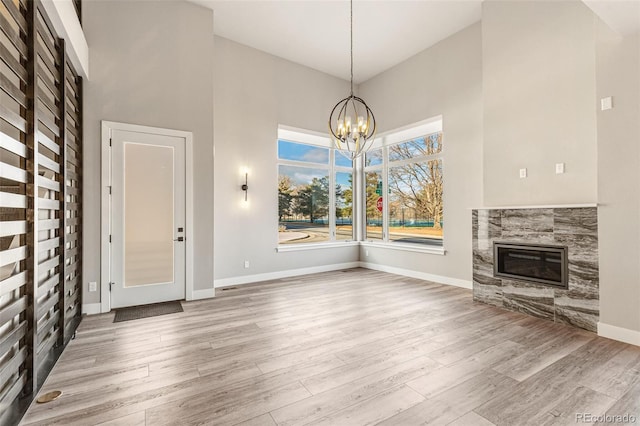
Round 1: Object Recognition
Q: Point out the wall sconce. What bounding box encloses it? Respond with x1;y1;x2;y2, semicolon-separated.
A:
241;172;248;201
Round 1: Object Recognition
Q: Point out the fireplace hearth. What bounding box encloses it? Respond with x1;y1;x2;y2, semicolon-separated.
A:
472;207;599;332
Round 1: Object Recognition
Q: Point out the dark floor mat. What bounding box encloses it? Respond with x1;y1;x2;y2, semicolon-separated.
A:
113;301;183;323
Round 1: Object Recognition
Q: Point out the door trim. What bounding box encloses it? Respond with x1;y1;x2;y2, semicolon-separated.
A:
100;121;194;313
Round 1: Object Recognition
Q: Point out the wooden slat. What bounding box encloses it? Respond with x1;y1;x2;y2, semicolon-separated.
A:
0;161;27;183
38;256;59;275
0;347;26;394
36;291;59;320
0;41;28;83
0;70;28;107
0;0;27;34
0;245;27;268
0;322;26;361
0;296;26;325
64;247;78;261
36;87;59;118
37;174;60;192
36;39;59;81
36;66;59;102
38;218;59;231
38;197;59;210
0;221;26;237
0;132;27;157
0;102;27;132
37;311;59;342
38;152;60;173
38;236;60;253
64;289;78;312
37;274;58;298
36;330;58;368
37;106;60;136
66;169;78;181
65;105;78;124
0;270;27;295
0;192;26;208
38;130;60;155
0;9;28;54
0;373;27;420
35;11;56;57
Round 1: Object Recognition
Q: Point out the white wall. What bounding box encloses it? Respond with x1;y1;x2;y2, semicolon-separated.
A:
356;23;484;285
595;23;640;335
481;0;598;206
213;37;359;282
83;0;215;303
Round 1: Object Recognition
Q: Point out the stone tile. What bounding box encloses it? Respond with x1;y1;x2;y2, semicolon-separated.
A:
500;231;556;244
566;259;599;300
553;207;597;237
473;249;494;277
502;280;555;321
554;234;599;264
502;209;553;233
473;282;503;308
554;294;599;332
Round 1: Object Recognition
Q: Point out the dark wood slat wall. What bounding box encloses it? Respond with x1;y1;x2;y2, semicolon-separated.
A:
0;0;83;423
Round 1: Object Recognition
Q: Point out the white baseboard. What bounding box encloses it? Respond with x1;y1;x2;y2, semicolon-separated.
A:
598;322;640;346
82;303;102;315
214;262;361;288
359;262;472;289
191;287;215;301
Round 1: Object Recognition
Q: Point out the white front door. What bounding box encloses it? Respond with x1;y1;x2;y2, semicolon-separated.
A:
110;129;186;308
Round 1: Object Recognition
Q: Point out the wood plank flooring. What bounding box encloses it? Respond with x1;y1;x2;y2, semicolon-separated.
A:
20;268;640;425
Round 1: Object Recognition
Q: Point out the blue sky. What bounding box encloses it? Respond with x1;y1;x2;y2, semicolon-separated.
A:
278;140;353;168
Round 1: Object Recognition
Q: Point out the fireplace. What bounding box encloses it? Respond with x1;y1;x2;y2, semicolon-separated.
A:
494;242;568;289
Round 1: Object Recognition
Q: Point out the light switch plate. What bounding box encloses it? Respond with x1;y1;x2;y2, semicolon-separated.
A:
555;163;565;174
89;282;97;292
601;97;613;111
519;168;527;178
244;260;250;268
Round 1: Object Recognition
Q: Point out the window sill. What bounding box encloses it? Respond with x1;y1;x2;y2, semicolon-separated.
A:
360;241;446;255
276;241;359;252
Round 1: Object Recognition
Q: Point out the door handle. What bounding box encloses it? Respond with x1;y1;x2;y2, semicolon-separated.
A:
174;237;184;242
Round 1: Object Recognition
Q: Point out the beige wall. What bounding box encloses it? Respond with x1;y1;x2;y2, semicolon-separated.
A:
595;24;640;333
357;23;484;284
482;0;598;206
83;0;215;302
213;37;359;281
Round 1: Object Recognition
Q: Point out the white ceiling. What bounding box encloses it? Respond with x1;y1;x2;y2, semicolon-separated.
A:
191;0;640;84
192;0;483;83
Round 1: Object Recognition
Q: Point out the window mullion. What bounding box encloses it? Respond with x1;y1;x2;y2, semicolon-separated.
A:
329;150;336;241
382;145;389;242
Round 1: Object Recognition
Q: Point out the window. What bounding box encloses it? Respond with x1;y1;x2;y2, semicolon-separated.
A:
277;132;353;245
364;123;443;247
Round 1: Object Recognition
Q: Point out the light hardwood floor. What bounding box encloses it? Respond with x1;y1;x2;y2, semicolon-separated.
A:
21;268;640;425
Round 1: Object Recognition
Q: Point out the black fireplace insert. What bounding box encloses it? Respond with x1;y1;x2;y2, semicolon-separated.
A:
493;242;568;288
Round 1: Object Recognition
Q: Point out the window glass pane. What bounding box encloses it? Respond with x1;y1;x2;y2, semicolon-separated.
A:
388;159;443;246
278;165;330;244
335;152;353;168
336;172;353;240
365;148;383;167
365;171;383;241
278;140;329;164
388;132;442;162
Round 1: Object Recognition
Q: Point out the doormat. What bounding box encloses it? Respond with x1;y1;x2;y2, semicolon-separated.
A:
113;301;183;323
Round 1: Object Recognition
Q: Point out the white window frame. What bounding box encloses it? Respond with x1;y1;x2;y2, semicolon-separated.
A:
363;117;444;252
276;126;355;251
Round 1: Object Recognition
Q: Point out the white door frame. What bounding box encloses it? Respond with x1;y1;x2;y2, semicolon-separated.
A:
100;121;194;313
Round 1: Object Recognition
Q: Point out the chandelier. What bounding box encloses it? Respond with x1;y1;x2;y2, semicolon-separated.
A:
328;0;376;160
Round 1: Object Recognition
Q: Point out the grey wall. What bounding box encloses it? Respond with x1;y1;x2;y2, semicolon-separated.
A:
595;23;640;333
213;37;359;282
357;23;484;284
83;0;215;303
482;0;598;206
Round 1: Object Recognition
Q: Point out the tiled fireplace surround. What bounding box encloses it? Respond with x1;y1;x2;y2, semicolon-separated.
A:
472;207;599;332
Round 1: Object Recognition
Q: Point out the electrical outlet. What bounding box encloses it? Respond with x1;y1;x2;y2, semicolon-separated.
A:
365;250;369;257
89;282;97;292
519;168;527;178
555;163;565;174
244;260;250;268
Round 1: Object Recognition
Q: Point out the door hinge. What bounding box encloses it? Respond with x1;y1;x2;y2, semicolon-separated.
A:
108;186;112;195
109;138;112;147
109;282;115;292
109;235;112;243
